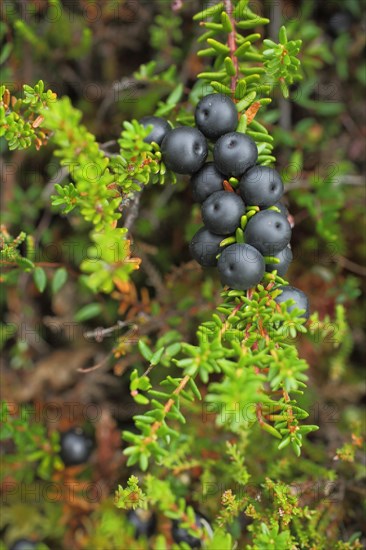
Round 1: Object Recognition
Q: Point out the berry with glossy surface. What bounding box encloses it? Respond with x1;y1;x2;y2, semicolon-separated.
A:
10;541;37;550
275;285;310;319
190;162;225;203
127;509;157;539
265;245;293;277
213;132;258;177
161;127;208;174
201;191;245;236
195;93;238;140
239;166;284;207
217;243;265;290
172;513;213;549
139;116;171;145
60;428;93;467
244;209;292;256
189;227;224;267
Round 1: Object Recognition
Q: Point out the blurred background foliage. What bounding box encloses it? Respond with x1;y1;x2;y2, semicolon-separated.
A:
0;0;365;548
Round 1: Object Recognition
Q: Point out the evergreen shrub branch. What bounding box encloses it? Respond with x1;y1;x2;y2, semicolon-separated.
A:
120;0;316;475
2;1;357;547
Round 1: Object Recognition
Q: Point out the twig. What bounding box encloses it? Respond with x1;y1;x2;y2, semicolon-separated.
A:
142;362;157;378
142;184;176;231
34;209;52;248
123;186;144;233
41;166;70;200
99;140;118;151
134;245;166;299
144;374;191;444
224;0;239;94
219;301;243;338
97;77;138;121
336;255;366;277
84;320;134;342
77;354;110;373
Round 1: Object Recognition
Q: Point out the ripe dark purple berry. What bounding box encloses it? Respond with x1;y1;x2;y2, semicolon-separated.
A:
213;132;258;177
275;285;310;320
195;93;238;140
217;243;265;290
127;509;157;539
265;245;293;277
201;190;245;236
189;227;224;267
190;162;225;203
161;127;208;174
10;541;37;550
60;428;93;467
139;116;171;145
239;166;284;207
172;512;213;549
244;209;292;256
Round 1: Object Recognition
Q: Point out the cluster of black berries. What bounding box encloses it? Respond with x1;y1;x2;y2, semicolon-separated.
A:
127;508;212;548
140;92;309;318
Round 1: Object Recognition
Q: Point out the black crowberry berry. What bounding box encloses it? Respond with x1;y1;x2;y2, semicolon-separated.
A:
195;93;238;140
265;245;293;277
60;427;93;467
139;116;171;145
201;190;246;235
161;127;208;174
244;209;292;256
190;162;225;203
328;11;353;36
275;285;310;320
189;227;224;267
127;509;157;539
172;512;213;549
213;132;258;177
239;166;284;207
10;540;37;550
217;243;265;290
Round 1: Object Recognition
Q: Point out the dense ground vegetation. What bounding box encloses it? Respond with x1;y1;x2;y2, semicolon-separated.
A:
0;1;365;548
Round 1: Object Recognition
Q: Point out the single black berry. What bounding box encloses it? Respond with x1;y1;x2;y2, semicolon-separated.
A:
10;541;37;550
217;243;265;290
195;93;238;140
201;190;246;235
161;127;208;174
328;11;353;36
239;166;284;207
265;245;293;277
127;509;157;539
139;116;171;145
190;162;225;203
213;132;258;177
275;285;310;320
60;428;93;467
189;227;224;267
172;513;213;549
244;209;292;256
